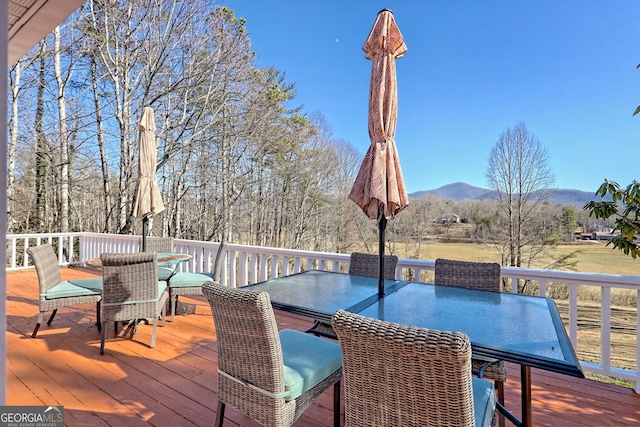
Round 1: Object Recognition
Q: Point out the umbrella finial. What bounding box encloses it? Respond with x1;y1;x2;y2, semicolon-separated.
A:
378;8;392;14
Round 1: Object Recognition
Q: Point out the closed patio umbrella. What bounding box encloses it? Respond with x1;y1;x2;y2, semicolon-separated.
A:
133;106;165;252
349;9;409;296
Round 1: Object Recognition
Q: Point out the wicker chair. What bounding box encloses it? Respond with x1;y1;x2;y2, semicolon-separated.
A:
141;236;214;321
27;243;103;338
348;252;398;279
99;252;169;354
202;281;342;427
435;258;507;426
332;309;496;427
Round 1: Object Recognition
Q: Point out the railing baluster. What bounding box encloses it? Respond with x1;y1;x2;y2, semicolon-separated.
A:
601;286;612;371
570;283;578;349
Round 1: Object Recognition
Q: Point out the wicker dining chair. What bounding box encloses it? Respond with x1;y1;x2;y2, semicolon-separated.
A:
141;236;214;321
348;252;398;280
435;258;507;426
202;281;343;427
27;243;103;338
99;252;169;354
332;309;496;427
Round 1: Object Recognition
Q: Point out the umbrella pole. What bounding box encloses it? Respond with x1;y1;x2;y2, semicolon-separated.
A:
142;216;148;252
378;210;387;296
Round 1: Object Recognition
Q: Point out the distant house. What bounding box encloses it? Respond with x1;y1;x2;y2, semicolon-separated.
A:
439;213;460;224
592;230;621;241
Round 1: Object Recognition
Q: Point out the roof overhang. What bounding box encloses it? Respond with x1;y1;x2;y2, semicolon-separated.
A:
9;0;85;66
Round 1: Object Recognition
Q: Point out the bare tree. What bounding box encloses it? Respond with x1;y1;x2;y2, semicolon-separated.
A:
486;122;555;268
7;60;23;229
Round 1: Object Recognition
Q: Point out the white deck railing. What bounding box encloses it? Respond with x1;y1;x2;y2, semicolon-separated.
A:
7;232;640;392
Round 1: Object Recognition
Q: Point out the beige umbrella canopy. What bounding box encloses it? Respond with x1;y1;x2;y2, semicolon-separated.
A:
133;106;165;251
349;9;408;295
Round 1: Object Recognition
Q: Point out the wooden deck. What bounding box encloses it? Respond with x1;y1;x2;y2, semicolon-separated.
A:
7;267;640;426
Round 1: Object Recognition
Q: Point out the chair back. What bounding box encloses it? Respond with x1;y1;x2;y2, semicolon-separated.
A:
332;309;476;427
27;244;62;294
348;252;398;280
202;281;285;396
434;258;501;291
142;237;174;253
100;252;159;322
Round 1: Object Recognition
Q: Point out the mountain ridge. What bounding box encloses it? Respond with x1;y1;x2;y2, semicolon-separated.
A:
409;182;600;206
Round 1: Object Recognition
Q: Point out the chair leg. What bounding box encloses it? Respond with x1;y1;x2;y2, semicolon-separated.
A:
496;380;506;427
215;400;225;427
171;295;177;322
96;302;101;332
333;380;341;427
150;317;158;348
31;312;44;338
100;322;107;355
46;309;58;326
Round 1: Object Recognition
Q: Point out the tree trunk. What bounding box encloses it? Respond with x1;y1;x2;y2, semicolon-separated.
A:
91;57;113;232
33;42;48;232
54;26;69;233
8;62;21;231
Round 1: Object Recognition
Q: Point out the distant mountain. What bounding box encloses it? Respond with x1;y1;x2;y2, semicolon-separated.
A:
410;182;493;201
409;182;601;206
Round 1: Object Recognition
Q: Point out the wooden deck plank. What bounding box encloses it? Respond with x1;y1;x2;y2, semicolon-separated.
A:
6;267;640;426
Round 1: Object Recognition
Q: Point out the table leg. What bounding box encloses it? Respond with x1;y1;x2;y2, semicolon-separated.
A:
521;365;532;427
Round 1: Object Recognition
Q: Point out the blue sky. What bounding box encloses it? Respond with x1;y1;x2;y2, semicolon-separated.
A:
223;0;639;194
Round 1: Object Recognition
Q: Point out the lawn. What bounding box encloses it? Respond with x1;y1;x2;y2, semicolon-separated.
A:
395;240;640;276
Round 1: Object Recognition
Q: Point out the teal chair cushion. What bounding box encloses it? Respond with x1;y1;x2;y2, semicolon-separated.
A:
472;377;497;427
157;267;176;281
44;278;103;299
168;272;214;288
279;329;342;401
158;280;168;297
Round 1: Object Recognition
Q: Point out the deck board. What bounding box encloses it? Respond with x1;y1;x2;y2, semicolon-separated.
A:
6;267;640;426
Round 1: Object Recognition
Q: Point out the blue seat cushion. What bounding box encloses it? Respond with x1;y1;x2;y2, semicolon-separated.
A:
44;278;103;299
472;377;497;427
158;281;168;297
168;272;214;288
279;329;342;401
157;267;176;281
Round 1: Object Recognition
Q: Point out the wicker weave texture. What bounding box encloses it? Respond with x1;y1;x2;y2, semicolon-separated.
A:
27;244;102;335
434;258;501;291
142;236;174;253
203;281;341;427
101;252;167;322
332;309;478;427
99;252;168;353
348;252;398;280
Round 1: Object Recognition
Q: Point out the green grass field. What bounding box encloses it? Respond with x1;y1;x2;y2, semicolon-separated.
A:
394;240;640;276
